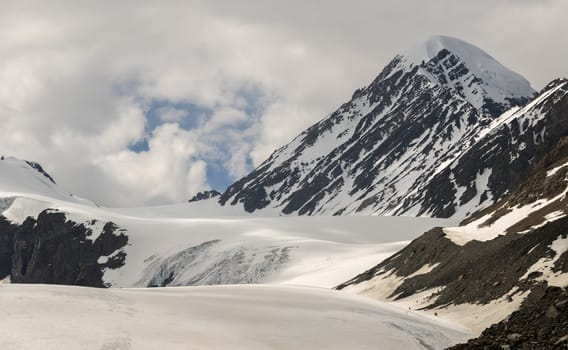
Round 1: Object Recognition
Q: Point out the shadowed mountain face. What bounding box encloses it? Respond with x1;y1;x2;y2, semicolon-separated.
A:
0;211;128;287
220;36;539;219
408;79;568;217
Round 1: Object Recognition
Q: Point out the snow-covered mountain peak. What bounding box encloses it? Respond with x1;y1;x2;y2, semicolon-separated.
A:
0;156;57;192
0;156;83;204
405;35;491;65
221;36;541;217
401;35;535;112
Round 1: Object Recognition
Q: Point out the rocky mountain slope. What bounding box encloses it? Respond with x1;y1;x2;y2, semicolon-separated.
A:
449;285;568;349
337;120;568;341
220;36;538;219
188;190;221;203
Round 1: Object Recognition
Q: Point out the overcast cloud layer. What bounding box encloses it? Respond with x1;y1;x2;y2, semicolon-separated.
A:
0;0;565;206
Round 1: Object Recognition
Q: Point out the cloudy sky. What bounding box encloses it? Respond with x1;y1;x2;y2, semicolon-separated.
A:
0;0;565;206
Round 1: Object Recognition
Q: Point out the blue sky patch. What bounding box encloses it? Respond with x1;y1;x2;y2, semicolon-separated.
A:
127;87;267;192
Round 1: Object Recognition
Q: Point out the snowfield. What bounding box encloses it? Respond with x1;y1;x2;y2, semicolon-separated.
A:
0;284;470;350
103;213;450;288
2;192;450;288
0;156;469;349
0;159;451;288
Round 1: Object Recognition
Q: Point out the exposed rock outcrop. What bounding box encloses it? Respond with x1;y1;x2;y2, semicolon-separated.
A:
0;216;15;278
188;190;221;203
0;210;128;287
24;160;57;184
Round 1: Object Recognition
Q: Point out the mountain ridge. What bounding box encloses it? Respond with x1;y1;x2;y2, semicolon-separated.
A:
404;35;534;108
220;37;537;218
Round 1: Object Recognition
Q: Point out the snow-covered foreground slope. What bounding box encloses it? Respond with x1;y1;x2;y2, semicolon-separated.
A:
0;284;469;350
1;192;449;288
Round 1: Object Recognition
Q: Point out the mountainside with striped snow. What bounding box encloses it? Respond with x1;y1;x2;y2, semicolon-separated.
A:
220;36;538;219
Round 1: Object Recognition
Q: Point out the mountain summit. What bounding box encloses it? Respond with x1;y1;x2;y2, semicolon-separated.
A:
403;35;534;114
220;36;544;218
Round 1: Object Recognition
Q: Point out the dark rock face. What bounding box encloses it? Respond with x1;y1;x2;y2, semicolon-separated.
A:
0;217;15;278
24;160;57;184
220;44;540;218
188;190;221;203
0;157;57;185
461;132;568;232
410;79;568;217
448;286;568;350
0;210;128;287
